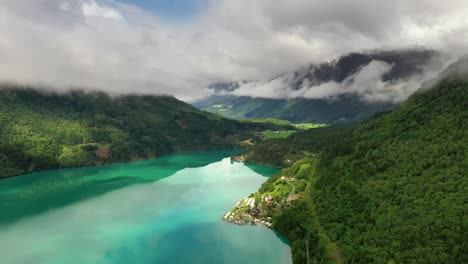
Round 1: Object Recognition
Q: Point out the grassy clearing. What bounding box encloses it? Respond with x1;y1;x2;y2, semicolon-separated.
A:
262;130;296;139
244;118;328;130
241;118;292;126
293;123;328;129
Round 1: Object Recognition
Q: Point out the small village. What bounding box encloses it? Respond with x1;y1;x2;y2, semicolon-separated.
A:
223;173;306;228
230;154;245;162
224;154;314;229
223;194;275;228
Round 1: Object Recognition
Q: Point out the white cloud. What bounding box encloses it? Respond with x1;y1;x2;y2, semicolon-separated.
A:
229;58;451;103
59;1;70;11
0;0;466;101
81;0;122;20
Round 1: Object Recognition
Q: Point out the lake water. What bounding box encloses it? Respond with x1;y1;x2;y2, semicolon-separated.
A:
0;150;291;264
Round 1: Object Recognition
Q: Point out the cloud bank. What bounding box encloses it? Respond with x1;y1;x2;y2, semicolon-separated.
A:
228;57;450;103
0;0;467;101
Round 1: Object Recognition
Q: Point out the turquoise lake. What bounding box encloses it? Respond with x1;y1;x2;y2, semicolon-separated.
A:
0;150;291;264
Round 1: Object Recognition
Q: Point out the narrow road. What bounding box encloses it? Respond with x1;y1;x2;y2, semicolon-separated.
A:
304;184;345;264
285;179;296;201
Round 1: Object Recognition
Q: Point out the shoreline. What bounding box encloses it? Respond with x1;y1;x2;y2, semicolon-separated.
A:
1;148;245;180
230;154;284;169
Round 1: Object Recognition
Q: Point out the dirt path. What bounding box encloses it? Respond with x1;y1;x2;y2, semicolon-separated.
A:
285;179;296;197
305;184;345;264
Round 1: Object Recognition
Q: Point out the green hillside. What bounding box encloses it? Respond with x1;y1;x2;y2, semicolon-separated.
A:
194;95;393;124
244;68;467;263
0;86;280;178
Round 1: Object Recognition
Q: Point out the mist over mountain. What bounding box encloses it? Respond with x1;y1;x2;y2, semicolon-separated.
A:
195;49;449;123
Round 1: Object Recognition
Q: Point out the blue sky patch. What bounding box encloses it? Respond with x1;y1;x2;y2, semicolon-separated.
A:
119;0;205;20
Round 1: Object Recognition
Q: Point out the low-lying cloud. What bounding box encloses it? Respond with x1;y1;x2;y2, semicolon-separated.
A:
227;56;451;103
0;0;467;101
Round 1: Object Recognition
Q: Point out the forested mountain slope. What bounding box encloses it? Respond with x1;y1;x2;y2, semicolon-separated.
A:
0;86;272;178
247;60;467;263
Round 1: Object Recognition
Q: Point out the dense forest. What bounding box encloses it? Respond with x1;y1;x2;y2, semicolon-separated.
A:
249;65;467;263
0;86;288;178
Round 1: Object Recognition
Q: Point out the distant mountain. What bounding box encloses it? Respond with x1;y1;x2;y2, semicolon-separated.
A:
194;49;443;124
0;86;277;178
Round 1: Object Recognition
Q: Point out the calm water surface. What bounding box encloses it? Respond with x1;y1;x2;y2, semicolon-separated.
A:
0;150;291;264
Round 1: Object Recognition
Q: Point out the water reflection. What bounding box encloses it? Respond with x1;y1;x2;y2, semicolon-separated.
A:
0;152;290;264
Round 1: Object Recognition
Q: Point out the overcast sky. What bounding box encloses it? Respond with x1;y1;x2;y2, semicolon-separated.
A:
0;0;467;101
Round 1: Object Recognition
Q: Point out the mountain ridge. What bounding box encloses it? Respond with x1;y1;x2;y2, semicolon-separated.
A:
195;49;446;124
